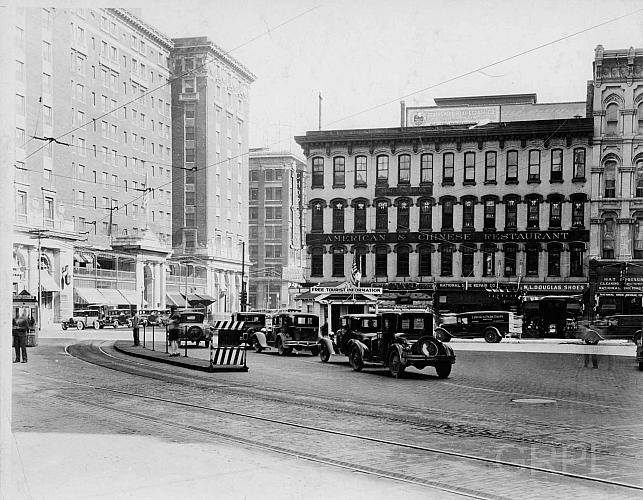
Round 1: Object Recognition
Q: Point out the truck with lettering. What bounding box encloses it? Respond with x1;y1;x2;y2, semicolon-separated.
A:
435;311;523;343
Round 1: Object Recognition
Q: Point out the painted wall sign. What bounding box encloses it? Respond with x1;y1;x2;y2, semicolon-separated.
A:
307;230;590;245
406;105;500;127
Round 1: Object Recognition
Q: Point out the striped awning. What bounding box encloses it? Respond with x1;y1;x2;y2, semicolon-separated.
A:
212;320;246;330
166;292;188;308
98;288;128;306
118;289;141;306
74;287;106;305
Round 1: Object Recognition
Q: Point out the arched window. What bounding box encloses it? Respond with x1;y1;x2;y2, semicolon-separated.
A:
331;246;345;277
311;200;324;232
604;160;616;198
311;157;324;187
505;197;518;229
461;244;475;277
483;198;496;230
331;200;344;232
569;243;584;277
638;101;643;135
418;245;432;276
376;155;389;184
548;195;563;228
375;246;388;277
634;215;643;259
354;156;367;186
420;154;433;183
375;199;389;231
441;197;454;230
602;215;616;259
526;196;540;229
462;198;475;230
419;199;432;231
547;243;562;277
396;245;410;277
440;245;453;276
353;199;367;232
635;159;643;197
482;244;496;277
525;244;540;276
311;247;324;276
396;198;410;231
333;157;345;187
504;244;517;277
398;154;411;184
605;102;619;135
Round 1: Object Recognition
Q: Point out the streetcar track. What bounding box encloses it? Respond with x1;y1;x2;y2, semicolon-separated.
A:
58;341;643;462
35;355;643;495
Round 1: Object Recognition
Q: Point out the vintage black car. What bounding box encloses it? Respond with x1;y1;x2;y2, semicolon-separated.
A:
318;314;381;362
435;311;523;343
173;310;211;347
103;309;133;328
231;312;267;343
251;312;319;355
320;310;455;378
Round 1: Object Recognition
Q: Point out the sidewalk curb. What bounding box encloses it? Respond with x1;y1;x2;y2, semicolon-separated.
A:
113;341;249;372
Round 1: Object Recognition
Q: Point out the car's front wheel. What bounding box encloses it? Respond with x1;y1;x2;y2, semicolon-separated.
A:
252;337;263;353
61;323;68;331
349;345;363;372
435;364;452;379
93;320;101;330
319;342;330;363
484;329;500;343
388;350;405;378
76;321;85;331
277;337;287;356
113;321;119;329
584;338;600;345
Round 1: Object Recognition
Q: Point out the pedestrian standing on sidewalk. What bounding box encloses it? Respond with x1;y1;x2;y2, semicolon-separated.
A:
168;315;180;356
132;312;140;347
14;314;29;363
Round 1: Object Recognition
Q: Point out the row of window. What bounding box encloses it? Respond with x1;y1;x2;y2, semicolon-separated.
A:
249;169;284;182
310;197;586;232
311;149;587;188
310;243;585;279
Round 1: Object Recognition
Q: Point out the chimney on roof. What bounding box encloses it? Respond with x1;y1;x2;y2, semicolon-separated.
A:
400;101;406;128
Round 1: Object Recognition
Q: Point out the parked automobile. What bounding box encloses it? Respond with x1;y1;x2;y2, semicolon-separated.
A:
576;315;643;345
335;310;454;378
318;313;381;362
139;309;170;327
435;311;523;343
174;310;211;347
103;309;133;328
61;309;102;330
250;312;319;355
231;312;267;343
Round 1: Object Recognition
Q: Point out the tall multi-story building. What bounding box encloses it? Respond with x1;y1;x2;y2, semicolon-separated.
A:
295;94;593;336
248;148;307;309
169;37;255;314
589;45;643;315
13;8;174;326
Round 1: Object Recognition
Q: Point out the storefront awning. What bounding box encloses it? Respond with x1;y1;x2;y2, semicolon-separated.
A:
74;287;106;305
40;272;61;292
295;291;319;300
187;293;216;306
99;288;128;306
118;289;141;306
166;292;188;308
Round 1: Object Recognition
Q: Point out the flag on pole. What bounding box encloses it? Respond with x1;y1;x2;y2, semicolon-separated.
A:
351;254;362;287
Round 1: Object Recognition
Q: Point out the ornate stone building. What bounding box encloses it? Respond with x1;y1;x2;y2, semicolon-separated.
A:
589;45;643;315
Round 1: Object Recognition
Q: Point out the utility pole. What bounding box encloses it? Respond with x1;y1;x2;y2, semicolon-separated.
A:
241;241;246;311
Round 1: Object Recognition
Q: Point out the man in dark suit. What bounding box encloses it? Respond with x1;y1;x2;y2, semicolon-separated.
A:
14;314;29;363
131;313;140;346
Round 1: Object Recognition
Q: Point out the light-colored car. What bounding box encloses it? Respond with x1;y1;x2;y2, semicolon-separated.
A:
61;309;101;330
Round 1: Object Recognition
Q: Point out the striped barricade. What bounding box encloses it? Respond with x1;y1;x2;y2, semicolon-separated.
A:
210;321;248;371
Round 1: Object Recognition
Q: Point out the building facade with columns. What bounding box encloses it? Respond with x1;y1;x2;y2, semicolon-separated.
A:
589;45;643;316
295;94;593;336
170;37;255;316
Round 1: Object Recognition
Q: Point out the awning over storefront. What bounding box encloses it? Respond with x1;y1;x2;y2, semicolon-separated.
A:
40;272;61;292
74;287;106;305
166;292;188;308
99;288;128;306
118;289;141;306
187;293;216;306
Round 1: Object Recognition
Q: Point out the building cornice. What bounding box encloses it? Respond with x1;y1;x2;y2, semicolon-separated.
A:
172;38;256;83
108;9;173;50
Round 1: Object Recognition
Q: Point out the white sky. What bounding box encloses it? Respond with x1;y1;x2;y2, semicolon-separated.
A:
143;1;643;150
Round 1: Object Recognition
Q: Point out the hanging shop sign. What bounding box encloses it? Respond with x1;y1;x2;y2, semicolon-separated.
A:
310;286;383;295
